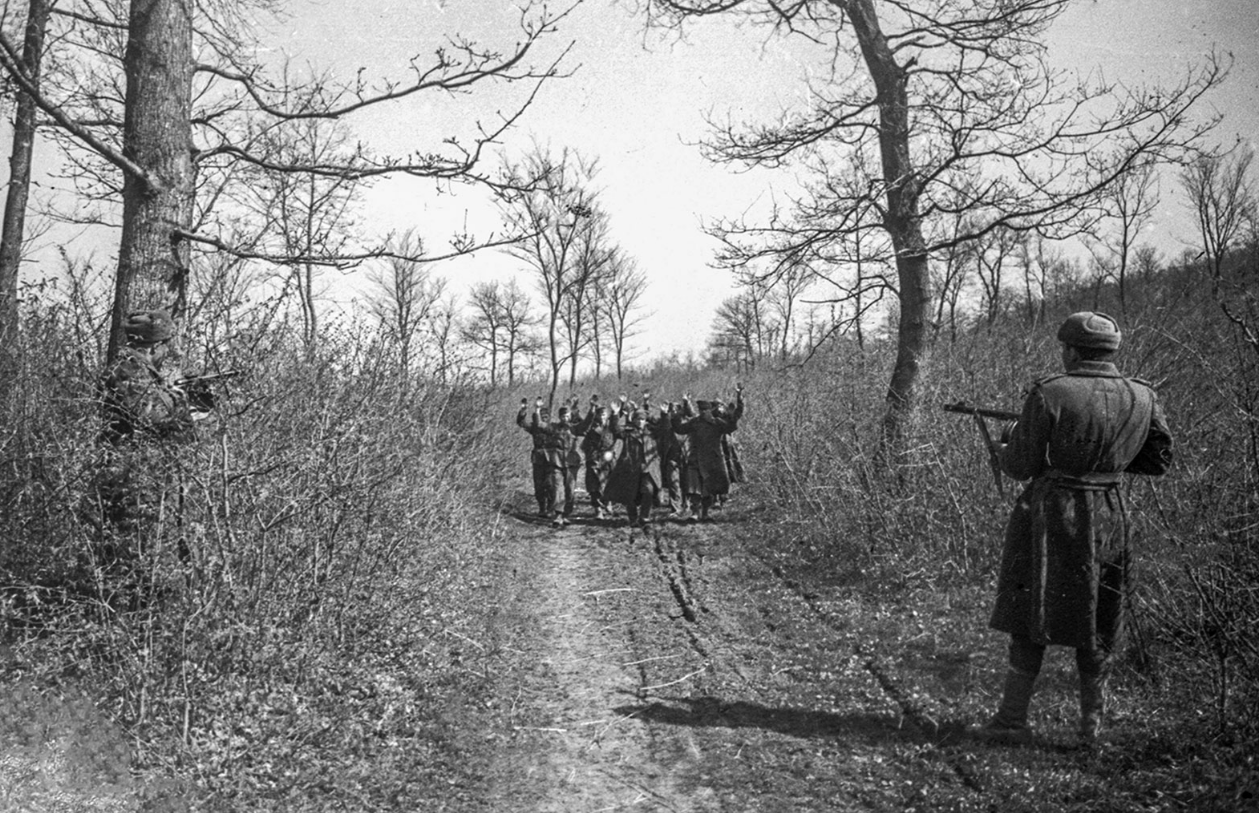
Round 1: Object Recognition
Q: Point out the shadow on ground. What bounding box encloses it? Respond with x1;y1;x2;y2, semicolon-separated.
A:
615;694;980;749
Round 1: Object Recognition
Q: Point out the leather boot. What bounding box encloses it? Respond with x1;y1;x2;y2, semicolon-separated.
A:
1079;672;1107;746
976;667;1037;744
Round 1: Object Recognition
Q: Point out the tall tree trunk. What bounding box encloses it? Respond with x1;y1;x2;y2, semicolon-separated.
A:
109;0;195;363
846;0;929;444
0;0;52;390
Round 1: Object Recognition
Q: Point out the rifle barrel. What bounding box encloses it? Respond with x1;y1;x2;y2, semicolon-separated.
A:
942;403;1020;422
176;370;240;386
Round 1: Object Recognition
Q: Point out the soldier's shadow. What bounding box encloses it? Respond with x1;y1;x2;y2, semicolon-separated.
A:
614;694;968;746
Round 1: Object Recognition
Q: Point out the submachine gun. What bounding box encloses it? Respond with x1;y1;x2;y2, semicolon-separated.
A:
942;401;1020;495
175;369;241;413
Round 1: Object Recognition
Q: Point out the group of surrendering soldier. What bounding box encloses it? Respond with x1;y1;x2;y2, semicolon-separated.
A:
515;311;1175;750
517;386;745;529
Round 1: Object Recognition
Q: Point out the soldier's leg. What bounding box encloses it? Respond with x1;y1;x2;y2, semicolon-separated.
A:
1084;522;1128;745
1076;647;1109;745
637;481;657;526
543;466;559;518
532;459;548;516
698;495;715;521
562;466;576;517
979;635;1044;743
586;464;602;514
663;458;682;512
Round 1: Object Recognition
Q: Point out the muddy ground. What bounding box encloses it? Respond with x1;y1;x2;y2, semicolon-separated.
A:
444;487;1221;813
4;484;1252;811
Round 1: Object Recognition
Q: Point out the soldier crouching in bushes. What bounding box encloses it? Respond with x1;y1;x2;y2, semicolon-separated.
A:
977;311;1173;747
81;310;213;602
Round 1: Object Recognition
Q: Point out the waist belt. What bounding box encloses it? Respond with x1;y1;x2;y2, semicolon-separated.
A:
1040;470;1122;491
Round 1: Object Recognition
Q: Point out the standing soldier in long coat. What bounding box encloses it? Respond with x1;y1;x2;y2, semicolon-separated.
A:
604;406;663;528
713;385;747;502
642;393;686;517
572;396;618;519
672;388;743;522
979;312;1173;746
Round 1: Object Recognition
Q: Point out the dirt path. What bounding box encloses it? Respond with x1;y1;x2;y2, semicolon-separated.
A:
3;486;1174;811
479;513;720;812
476;494;977;812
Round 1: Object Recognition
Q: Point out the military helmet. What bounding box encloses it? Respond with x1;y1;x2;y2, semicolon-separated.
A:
123;309;174;345
1057;311;1121;351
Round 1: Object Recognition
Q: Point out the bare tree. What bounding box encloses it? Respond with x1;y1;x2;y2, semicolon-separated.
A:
365;230;445;379
708;288;771;371
972;225;1021;327
463;280;507;386
643;0;1224;441
559;205;614;388
462;278;543;387
499;143;602;401
1087;156;1160;312
0;0;53;388
0;1;578;363
600;249;649;380
499;279;541;387
423;292;464;385
765;262;813;360
1181;146;1255;293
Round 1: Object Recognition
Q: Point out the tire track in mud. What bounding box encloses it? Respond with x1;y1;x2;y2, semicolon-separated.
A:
483;517;721;812
487;496;985;811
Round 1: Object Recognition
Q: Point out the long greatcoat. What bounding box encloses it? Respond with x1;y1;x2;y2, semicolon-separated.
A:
574;408;618;498
989;360;1173;650
672;409;738;499
603;419;662;506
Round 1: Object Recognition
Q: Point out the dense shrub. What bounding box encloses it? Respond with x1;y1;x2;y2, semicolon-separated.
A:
1;295;521;804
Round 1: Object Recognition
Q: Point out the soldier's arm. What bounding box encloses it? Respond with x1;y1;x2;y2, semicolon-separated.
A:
1126;395;1174;476
999;387;1050;481
572;404;596;435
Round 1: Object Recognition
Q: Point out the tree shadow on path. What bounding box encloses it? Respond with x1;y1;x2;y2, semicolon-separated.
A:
614;694;963;745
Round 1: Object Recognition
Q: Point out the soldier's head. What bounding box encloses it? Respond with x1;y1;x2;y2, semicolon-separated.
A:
122;309;178;361
538;406;551;424
696;399;713;415
1057;311;1121;367
631;408;647;428
596;406;610;425
557;405;571;424
123;309;173;346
